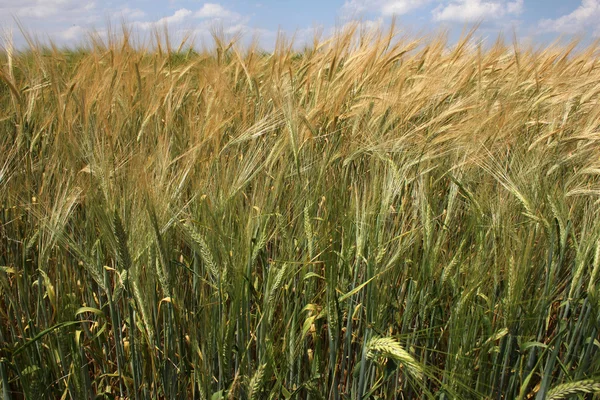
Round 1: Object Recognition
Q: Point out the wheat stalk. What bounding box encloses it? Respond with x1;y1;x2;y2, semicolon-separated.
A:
366;336;423;380
546;380;600;400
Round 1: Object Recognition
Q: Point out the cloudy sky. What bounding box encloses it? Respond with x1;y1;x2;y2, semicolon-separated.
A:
0;0;598;48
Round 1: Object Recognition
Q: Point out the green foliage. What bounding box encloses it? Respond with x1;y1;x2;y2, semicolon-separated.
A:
1;24;600;398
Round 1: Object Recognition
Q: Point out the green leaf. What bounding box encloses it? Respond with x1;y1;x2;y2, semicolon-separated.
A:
302;316;316;338
339;274;378;302
520;341;547;351
13;321;83;356
211;390;224;400
303;272;324;280
75;307;105;318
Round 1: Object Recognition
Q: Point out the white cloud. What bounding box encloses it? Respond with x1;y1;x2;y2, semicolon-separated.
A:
0;1;251;46
136;8;192;30
335;18;385;34
60;25;85;40
160;8;192;24
342;0;431;17
113;7;146;20
381;0;432;15
506;0;523;14
432;0;523;22
7;0;96;18
341;0;369;15
361;18;385;30
341;0;523;21
224;23;247;35
133;3;243;32
195;3;239;19
185;3;250;43
538;0;600;34
16;5;61;17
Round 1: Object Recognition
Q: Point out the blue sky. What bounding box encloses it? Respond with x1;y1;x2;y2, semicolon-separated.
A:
0;1;598;49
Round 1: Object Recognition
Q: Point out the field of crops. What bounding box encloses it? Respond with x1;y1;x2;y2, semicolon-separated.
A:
1;24;600;398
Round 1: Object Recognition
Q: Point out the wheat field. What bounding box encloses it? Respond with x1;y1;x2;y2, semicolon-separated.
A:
1;24;600;399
